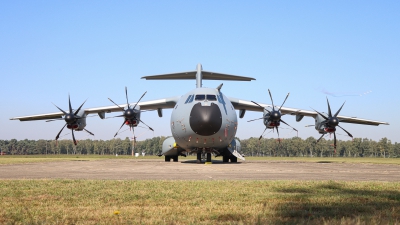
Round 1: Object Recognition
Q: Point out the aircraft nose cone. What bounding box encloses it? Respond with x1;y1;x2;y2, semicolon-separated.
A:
190;103;222;136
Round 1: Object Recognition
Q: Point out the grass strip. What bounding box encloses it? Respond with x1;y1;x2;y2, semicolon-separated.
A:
0;180;399;224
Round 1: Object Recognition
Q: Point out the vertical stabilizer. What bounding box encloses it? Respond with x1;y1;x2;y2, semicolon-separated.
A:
196;64;203;88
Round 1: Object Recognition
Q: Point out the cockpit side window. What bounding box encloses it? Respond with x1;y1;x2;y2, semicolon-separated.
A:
184;95;192;104
195;94;205;101
206;95;217;101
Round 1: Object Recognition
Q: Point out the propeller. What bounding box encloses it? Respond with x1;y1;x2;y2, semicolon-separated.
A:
108;87;154;137
311;97;353;150
250;89;297;140
53;95;93;145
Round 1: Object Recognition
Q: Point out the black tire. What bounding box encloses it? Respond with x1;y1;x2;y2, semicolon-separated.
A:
230;155;238;163
197;152;202;163
165;156;171;162
223;155;229;162
206;153;212;162
173;155;178;162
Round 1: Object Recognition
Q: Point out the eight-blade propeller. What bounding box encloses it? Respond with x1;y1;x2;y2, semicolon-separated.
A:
52;95;94;145
311;97;353;150
249;89;297;140
108;87;154;137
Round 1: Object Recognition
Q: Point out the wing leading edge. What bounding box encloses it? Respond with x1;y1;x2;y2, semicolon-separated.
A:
9;96;180;121
228;97;389;126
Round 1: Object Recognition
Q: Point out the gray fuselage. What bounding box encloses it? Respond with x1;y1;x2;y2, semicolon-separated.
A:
170;87;238;151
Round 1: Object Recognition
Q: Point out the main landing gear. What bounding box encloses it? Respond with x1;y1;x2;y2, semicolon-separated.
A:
165;155;179;162
197;152;212;164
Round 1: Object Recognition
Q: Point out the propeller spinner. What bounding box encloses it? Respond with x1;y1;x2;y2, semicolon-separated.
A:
312;97;353;150
108;87;154;137
249;89;297;140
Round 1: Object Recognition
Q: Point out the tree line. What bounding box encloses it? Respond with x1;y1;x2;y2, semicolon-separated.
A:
0;136;399;158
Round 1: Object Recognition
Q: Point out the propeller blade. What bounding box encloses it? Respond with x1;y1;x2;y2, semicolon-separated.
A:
280;119;298;132
55;123;67;141
125;86;130;109
326;97;332;117
68;95;73;114
52;103;67;115
334;101;346;118
74;99;87;116
316;133;325;143
268;89;275;109
132;91;147;111
251;101;271;113
278;92;290;111
139;119;154;131
333;132;337;150
338;125;353;138
108;98;125;111
259;127;268;140
310;107;329;120
114;120;127;137
71;129;77;145
84;129;94;136
276;126;280;139
247;117;264;122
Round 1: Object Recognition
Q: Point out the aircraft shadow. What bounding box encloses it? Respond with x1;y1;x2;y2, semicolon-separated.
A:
180;159;242;164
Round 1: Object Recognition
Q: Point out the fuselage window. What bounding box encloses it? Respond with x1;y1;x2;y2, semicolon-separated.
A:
206;95;217;101
195;94;205;101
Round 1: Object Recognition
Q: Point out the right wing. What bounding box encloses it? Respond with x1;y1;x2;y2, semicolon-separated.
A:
228;96;389;126
10;96;180;121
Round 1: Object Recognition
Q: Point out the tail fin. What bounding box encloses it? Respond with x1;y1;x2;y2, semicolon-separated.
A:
141;63;255;88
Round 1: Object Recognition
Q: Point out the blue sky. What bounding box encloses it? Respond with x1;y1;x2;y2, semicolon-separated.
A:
1;1;399;143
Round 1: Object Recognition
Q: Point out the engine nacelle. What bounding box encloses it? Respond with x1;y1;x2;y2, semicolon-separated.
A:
315;113;327;134
70;110;87;131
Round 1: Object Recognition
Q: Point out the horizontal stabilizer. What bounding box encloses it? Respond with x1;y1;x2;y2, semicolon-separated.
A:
142;71;255;81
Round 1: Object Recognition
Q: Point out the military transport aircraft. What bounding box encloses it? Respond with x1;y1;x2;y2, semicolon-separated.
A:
10;64;389;163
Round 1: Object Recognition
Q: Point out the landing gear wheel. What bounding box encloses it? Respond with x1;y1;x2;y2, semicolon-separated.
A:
173;155;178;162
223;155;229;162
230;155;238;163
165;156;171;162
197;152;202;163
206;153;212;163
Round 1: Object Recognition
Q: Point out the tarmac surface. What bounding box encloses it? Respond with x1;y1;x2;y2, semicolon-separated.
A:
1;159;400;181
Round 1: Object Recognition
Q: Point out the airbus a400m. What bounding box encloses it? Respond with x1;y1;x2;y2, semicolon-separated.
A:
10;64;389;163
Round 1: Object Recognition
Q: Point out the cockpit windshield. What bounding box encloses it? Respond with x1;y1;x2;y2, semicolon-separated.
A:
195;94;217;101
195;95;205;101
206;95;217;101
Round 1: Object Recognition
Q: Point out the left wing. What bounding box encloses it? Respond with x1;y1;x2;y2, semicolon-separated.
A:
10;96;180;121
228;96;389;126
